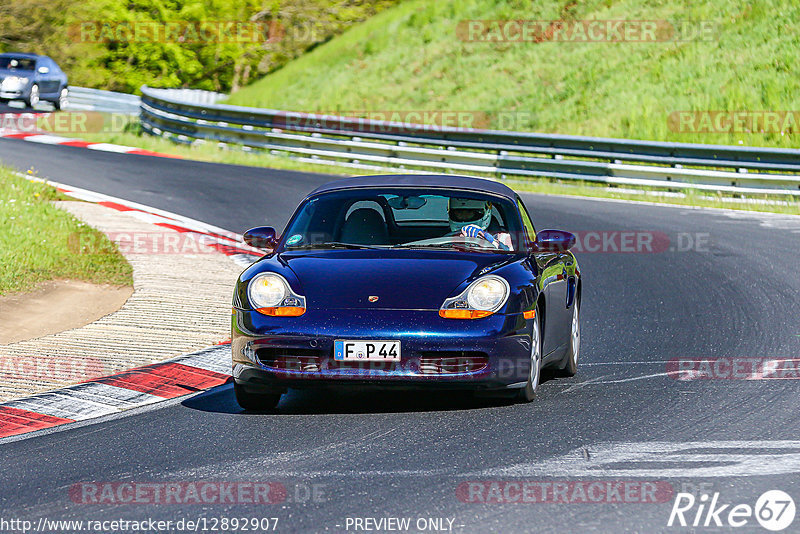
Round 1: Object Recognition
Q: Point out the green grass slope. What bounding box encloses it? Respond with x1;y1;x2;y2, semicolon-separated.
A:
0;168;132;295
226;0;800;148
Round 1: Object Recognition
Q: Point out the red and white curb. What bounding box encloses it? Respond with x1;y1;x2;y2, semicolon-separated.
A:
0;344;232;439
0;128;182;159
0;177;266;439
26;174;264;267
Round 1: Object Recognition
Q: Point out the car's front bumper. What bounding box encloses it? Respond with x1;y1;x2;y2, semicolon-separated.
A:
232;308;533;393
0;90;25;99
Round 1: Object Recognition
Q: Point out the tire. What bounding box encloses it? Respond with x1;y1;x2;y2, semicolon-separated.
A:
54;87;68;110
517;308;542;402
558;299;580;377
234;382;281;411
25;84;39;108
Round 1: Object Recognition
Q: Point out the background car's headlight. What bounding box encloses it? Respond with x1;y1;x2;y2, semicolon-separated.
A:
247;273;305;316
1;76;28;88
440;275;510;319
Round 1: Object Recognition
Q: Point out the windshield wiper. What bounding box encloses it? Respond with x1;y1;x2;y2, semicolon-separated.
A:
393;242;495;251
289;242;385;250
393;243;453;249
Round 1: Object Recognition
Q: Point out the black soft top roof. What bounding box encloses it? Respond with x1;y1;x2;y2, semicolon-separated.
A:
308;174;518;200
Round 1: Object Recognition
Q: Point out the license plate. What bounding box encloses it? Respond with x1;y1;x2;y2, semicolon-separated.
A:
334;340;401;361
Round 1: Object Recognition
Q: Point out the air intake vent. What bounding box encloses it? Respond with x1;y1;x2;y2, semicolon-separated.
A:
419;353;488;374
257;348;322;372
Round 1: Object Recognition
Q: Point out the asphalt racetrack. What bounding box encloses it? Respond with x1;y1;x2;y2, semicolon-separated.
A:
1;138;799;533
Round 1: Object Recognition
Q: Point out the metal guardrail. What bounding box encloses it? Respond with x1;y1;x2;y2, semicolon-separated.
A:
141;88;226;106
64;87;141;114
65;87;225;114
139;85;800;196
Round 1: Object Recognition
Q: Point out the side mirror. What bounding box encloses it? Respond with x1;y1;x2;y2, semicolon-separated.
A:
37;66;49;74
532;229;576;253
243;226;278;249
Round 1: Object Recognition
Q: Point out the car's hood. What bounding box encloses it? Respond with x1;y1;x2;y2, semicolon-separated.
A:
277;249;518;310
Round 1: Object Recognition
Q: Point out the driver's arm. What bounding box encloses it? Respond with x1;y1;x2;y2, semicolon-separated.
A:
461;224;511;251
496;232;513;251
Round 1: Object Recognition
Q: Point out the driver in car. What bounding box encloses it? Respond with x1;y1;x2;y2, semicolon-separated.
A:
448;198;513;251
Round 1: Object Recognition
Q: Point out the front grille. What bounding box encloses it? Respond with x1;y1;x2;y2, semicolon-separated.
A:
419;352;488;374
257;348;488;375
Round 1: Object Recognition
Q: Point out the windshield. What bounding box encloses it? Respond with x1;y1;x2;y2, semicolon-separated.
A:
0;56;35;71
281;188;522;253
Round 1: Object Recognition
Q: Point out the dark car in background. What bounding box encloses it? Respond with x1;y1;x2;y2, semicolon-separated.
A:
0;53;68;109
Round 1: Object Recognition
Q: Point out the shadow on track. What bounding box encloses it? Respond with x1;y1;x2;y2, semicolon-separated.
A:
181;382;529;416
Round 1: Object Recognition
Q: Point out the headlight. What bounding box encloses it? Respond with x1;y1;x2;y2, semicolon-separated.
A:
1;76;28;88
467;277;508;311
440;275;510;319
247;273;306;316
249;273;287;308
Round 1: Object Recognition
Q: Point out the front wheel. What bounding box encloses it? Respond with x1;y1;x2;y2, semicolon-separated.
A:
25;84;39;108
54;87;68;110
558;300;580;377
234;382;281;411
517;309;542;402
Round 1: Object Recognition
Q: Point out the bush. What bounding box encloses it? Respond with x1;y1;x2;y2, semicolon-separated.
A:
0;0;399;93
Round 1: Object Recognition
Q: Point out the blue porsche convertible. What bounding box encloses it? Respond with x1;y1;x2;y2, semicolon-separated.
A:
231;174;581;410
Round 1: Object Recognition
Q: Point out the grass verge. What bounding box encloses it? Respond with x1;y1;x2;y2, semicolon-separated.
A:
0;166;133;295
225;0;800;150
